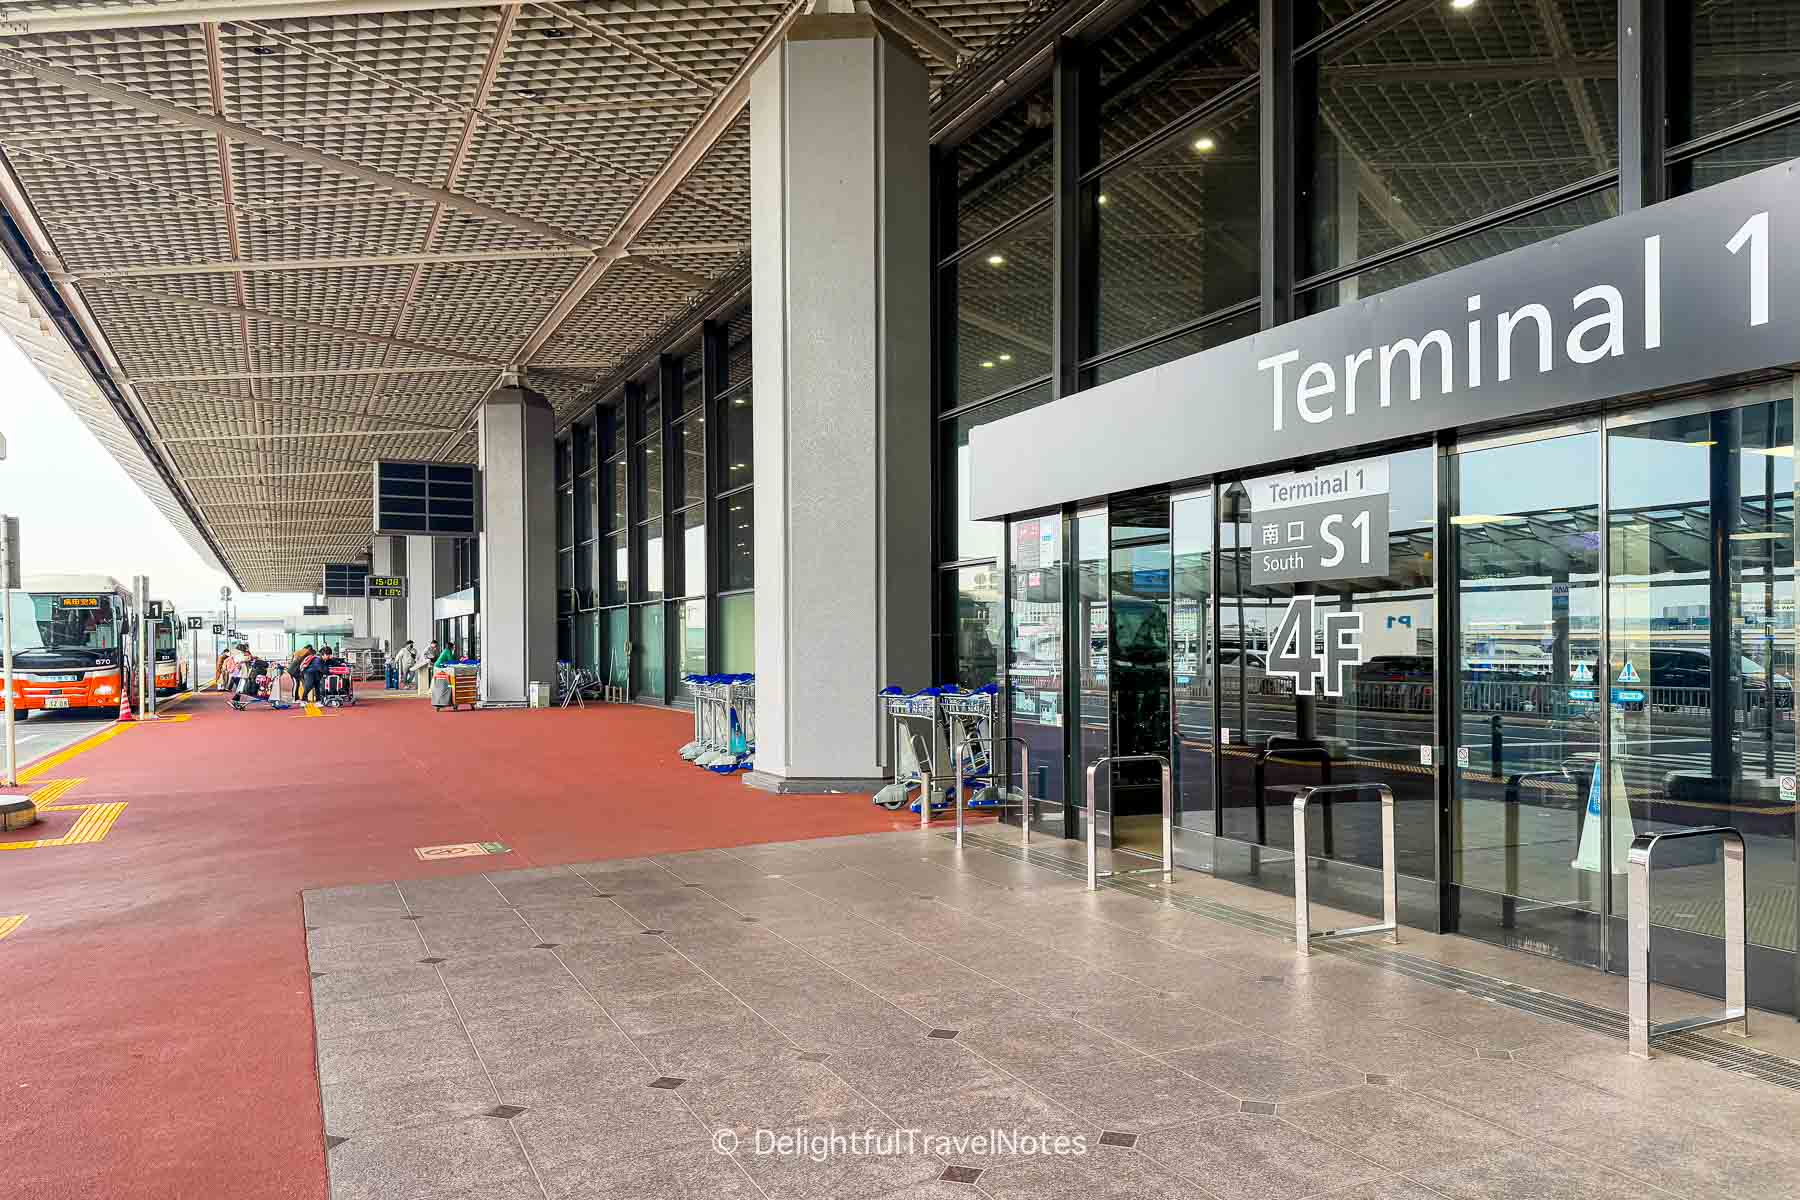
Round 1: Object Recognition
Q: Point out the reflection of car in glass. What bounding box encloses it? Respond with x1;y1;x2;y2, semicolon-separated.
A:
1362;655;1432;682
1642;647;1793;710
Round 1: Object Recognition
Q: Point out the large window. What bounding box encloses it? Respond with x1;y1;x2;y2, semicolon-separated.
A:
1302;0;1618;313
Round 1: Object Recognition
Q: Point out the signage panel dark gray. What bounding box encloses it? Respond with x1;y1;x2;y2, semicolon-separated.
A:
970;160;1800;520
322;562;369;598
373;460;479;536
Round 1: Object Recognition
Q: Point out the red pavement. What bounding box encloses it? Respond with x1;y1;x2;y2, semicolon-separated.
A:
0;692;906;1199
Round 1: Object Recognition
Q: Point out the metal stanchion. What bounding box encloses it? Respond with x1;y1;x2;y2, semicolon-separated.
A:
1283;783;1398;953
1628;826;1748;1058
1084;754;1173;890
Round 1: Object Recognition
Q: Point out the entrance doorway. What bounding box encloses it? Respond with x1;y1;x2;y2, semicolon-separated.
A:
1449;378;1796;1009
1109;496;1172;858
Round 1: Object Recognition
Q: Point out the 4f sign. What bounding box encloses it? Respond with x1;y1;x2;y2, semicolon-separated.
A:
1267;596;1364;698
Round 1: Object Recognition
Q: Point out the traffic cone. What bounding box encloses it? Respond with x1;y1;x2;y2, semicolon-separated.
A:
118;687;135;723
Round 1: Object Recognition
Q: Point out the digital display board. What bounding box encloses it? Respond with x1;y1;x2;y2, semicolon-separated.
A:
322;562;369;598
373;460;478;536
59;596;99;607
367;575;406;599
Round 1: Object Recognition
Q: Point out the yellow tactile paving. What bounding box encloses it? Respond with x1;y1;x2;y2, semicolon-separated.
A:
18;724;132;784
0;777;125;851
0;915;24;941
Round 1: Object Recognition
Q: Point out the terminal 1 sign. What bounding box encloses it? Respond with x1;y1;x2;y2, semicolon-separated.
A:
969;159;1799;521
1248;456;1389;586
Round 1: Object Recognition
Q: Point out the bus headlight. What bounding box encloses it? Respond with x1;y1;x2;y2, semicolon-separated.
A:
96;685;116;696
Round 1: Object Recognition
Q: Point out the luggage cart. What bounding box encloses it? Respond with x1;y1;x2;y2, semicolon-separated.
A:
681;674;754;771
873;687;955;826
942;686;1034;847
726;678;755;770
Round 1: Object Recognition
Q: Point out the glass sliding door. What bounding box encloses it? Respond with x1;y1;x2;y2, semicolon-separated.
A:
1449;425;1605;964
1171;490;1215;868
1007;512;1066;835
1074;508;1109;846
1605;381;1795;1005
1109;496;1171;860
1216;448;1439;923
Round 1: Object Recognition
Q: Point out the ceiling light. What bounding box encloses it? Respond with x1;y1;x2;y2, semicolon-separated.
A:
1745;445;1796;458
980;360;996;369
986;253;1006;267
1451;514;1526;526
732;397;746;406
997;353;1012;362
1730;531;1786;541
1192;135;1216;153
1097;193;1109;206
1686;439;1717;447
1451;0;1479;9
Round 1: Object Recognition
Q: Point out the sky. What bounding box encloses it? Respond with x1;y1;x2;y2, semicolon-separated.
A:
0;333;312;621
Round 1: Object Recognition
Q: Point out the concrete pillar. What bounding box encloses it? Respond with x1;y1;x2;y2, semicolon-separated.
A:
477;380;556;706
370;536;405;652
405;534;442;648
744;13;932;791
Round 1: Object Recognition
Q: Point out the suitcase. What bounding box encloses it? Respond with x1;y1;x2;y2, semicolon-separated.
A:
431;673;454;709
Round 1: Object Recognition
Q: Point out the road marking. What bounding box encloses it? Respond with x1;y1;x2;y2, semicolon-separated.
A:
0;778;126;851
0;915;24;941
415;841;510;860
304;703;324;717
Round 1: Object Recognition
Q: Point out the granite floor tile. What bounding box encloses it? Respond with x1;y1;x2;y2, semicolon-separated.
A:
394;875;514;914
320;1065;497;1137
884;1076;1094;1165
486;871;604;906
1404;1144;1649;1200
604;984;752;1037
316;1018;483;1087
312;987;463;1042
1394;994;1566;1053
511;1093;708;1175
955;1014;1137;1084
1026;1055;1238;1133
308;938;437;974
731;1132;945;1200
512;900;650;942
1278;1084;1517;1173
682;1056;885;1131
1274;1017;1478;1077
823;1035;1018;1112
306;917;424;951
1135;1112;1385;1200
1162;1036;1364;1103
974;1143;1217;1199
486;1031;664;1107
1072;996;1253;1054
544;1137;763;1200
415;912;542;958
312;962;446;1005
633;1013;798;1085
325;1114;535;1200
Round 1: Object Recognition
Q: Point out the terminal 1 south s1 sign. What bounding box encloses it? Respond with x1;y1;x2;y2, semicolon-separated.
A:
1248;456;1390;586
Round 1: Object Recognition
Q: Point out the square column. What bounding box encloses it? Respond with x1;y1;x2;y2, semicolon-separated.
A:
745;14;932;790
371;536;405;652
404;534;442;648
477;381;556;706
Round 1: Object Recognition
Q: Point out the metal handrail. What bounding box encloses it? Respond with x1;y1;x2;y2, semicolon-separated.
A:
1084;754;1173;890
1283;782;1398;954
1627;825;1748;1058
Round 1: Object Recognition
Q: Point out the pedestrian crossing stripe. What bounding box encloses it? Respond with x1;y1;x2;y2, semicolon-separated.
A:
1618;661;1641;684
0;915;24;941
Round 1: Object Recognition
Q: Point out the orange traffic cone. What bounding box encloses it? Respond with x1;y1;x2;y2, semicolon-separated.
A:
118;687;135;723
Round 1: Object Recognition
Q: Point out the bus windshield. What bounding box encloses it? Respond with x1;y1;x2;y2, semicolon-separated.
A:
5;592;43;653
28;594;122;652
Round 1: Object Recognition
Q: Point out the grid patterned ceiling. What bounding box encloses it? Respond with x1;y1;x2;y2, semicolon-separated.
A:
0;0;1037;590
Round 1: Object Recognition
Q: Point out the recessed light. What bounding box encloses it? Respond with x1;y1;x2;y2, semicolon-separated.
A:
997;353;1012;362
1450;514;1526;526
1451;0;1478;10
986;253;1005;267
1746;445;1796;458
980;360;996;369
1097;193;1109;206
249;45;278;57
1193;135;1216;153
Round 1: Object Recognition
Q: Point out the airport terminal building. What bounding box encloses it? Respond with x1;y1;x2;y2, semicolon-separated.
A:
3;0;1798;1009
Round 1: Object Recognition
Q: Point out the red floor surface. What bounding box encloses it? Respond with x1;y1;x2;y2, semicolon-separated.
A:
0;692;907;1199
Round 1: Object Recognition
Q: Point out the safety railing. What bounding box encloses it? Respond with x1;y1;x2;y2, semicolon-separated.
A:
1084;754;1172;891
1627;826;1748;1059
1280;782;1398;954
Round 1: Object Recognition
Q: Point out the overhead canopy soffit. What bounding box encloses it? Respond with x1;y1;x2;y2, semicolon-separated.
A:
0;0;1036;590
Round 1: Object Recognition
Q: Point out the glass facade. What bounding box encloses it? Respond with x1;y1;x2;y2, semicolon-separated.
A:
553;310;753;706
924;0;1800;1008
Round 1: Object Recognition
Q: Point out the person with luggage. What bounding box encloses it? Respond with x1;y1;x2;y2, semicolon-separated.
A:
417;640;439;695
293;644;322;703
389;640;416;691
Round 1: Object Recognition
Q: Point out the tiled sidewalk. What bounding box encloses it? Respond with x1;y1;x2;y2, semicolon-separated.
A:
305;831;1800;1200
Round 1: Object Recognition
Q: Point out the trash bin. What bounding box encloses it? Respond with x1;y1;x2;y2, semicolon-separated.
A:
529;681;551;708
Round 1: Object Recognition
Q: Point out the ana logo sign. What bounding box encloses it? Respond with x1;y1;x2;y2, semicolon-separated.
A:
1266;596;1364;698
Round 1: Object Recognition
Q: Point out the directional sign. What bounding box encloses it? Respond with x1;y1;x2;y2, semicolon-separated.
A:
187;615;204;630
1248;457;1391;585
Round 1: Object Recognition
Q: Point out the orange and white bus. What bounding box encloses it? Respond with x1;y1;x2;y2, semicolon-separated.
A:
9;574;133;713
151;600;188;696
